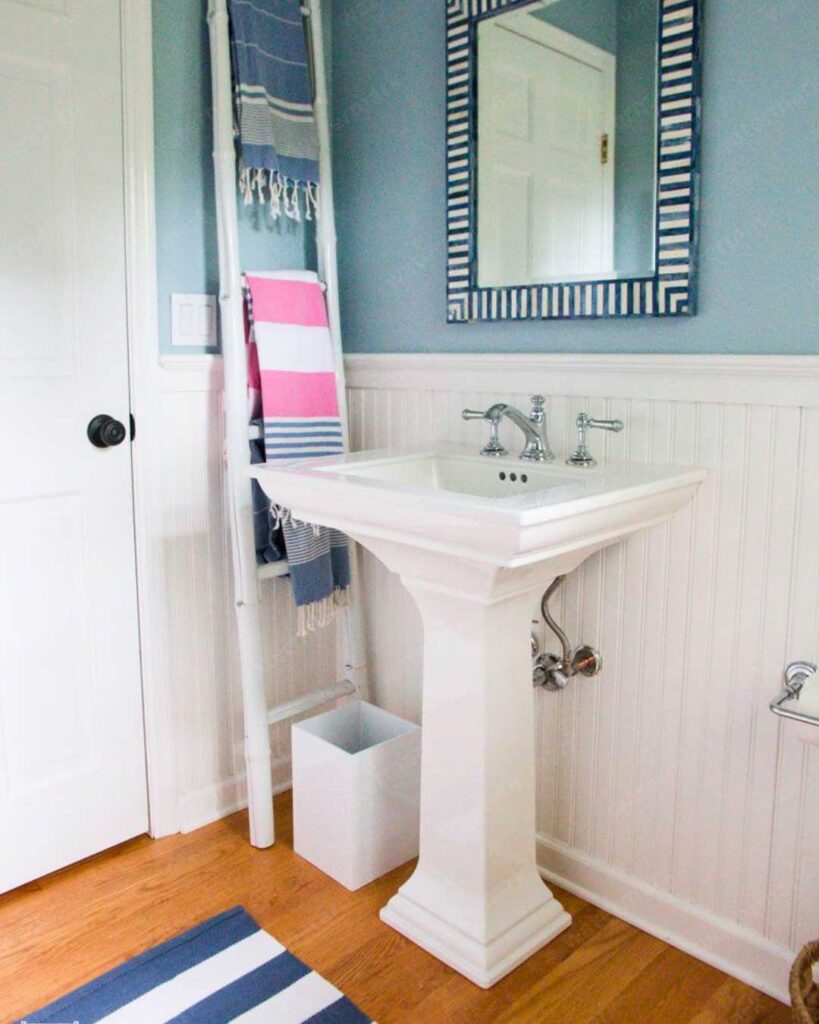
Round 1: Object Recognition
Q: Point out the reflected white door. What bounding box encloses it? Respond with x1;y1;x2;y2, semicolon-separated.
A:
0;0;148;892
478;16;615;287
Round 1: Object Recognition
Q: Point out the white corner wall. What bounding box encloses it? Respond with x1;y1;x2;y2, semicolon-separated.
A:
344;352;819;1004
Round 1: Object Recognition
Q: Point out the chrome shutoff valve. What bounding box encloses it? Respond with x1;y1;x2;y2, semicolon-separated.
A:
532;576;604;690
533;653;570;691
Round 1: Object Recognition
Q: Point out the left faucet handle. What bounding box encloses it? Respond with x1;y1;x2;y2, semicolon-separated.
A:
462;407;508;457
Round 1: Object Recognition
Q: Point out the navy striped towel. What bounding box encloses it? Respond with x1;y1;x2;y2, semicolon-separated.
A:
19;906;374;1023
228;0;319;221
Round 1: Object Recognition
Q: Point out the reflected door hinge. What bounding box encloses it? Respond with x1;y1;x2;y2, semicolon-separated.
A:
600;134;609;165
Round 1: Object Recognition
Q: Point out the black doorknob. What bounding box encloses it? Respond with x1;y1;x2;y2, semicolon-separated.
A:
87;414;127;449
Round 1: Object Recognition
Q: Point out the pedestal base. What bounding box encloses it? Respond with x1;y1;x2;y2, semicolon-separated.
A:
381;886;571;988
364;560;576;987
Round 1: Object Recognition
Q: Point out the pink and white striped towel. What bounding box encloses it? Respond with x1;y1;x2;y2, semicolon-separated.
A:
243;271;350;635
244;270;344;460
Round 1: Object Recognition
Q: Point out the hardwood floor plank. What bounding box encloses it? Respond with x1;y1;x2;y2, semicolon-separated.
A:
589;946;727;1024
686;977;792;1024
0;792;790;1024
493;918;667;1024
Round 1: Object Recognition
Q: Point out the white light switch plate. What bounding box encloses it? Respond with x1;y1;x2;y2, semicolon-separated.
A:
171;293;217;348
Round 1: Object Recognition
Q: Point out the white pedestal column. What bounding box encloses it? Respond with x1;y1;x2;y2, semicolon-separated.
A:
379;571;571;988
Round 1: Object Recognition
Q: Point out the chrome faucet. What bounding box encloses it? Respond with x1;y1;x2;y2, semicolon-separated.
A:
462;395;555;462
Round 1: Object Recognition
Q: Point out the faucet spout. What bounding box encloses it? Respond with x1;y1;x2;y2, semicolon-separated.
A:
461;395;555;462
487;403;550;462
496;404;539;442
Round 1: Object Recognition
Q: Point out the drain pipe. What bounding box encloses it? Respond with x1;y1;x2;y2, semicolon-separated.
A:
533;575;603;691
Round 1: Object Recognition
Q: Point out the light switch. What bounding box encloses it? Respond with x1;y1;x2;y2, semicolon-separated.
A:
171;293;218;347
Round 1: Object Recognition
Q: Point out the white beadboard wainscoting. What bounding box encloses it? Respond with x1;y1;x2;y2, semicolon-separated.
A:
344;353;819;1003
140;355;341;834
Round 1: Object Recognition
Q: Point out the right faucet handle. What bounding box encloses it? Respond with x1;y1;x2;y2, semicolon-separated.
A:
566;412;624;468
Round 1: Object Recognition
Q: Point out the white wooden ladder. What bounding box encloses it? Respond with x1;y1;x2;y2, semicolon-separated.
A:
207;0;369;848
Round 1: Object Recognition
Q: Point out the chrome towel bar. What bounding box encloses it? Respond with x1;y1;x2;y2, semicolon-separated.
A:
770;661;819;726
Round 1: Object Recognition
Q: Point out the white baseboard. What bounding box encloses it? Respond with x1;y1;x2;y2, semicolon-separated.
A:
178;757;293;835
537;834;792;1005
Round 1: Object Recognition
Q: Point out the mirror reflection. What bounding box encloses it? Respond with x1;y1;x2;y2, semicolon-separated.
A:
477;0;658;288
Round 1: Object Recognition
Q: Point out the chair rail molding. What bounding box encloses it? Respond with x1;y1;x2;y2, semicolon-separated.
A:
344;349;819;1004
344;353;819;408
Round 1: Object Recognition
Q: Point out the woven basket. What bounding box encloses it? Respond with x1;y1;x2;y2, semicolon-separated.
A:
791;940;819;1023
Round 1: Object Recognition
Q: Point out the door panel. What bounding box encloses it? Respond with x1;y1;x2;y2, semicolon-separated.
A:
0;0;148;892
0;54;74;373
478;19;614;287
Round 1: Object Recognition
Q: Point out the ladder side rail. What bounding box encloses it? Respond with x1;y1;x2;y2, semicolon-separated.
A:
308;0;370;702
207;0;275;848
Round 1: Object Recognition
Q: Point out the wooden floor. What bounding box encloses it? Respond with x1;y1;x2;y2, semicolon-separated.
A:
0;793;789;1024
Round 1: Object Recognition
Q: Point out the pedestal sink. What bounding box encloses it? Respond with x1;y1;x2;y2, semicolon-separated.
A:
252;444;706;987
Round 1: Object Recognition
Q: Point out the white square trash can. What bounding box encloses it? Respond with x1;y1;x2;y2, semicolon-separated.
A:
292;700;421;891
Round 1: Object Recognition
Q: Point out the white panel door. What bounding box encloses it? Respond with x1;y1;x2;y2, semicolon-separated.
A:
0;0;148;892
478;17;615;287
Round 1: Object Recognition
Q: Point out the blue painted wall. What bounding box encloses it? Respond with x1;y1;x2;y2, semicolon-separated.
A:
152;0;314;354
332;0;819;354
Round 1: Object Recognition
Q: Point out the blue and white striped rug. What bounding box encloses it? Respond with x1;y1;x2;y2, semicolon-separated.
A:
20;907;374;1023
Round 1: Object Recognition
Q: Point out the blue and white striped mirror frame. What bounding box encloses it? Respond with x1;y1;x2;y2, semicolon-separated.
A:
446;0;703;323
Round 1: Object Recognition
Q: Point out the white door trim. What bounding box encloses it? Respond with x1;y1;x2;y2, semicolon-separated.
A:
121;0;179;837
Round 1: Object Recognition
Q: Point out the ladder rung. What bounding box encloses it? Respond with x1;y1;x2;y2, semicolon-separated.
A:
257;561;289;580
267;679;356;726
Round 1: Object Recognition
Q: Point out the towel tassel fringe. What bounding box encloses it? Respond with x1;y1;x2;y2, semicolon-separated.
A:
236;165;318;224
239;163;254;206
296;587;350;638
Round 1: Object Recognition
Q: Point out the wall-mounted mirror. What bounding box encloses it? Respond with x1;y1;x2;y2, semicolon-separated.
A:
446;0;702;323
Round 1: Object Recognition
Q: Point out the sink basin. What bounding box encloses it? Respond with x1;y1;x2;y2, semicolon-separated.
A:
252;444;705;987
253;444;706;573
323;448;587;499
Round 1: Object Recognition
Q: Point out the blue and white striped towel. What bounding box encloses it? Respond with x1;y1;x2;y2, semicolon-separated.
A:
228;0;319;220
19;907;374;1023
